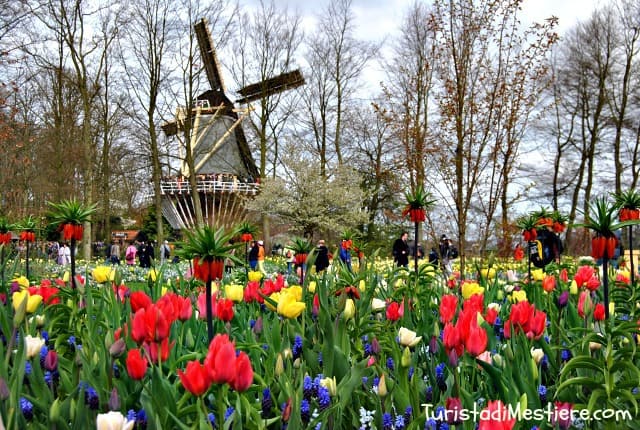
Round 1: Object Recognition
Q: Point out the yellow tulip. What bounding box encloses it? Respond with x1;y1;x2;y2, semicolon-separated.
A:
531;269;544;281
266;292;280;311
286;285;303;301
277;291;306;319
480;268;496;280
248;271;263;282
62;271;70;283
343;298;356;320
570;280;578;295
275;353;284;376
461;281;484;300
509;290;527;303
147;268;158;282
358;280;366;292
319;376;337;396
225;284;244;302
308;281;316;293
378;373;387;397
12;290;42;314
11;276;29;289
401;346;412;368
92;266;113;284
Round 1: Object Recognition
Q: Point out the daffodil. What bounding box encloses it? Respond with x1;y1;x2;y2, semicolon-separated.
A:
225;284;244;302
461;281;484;300
480;267;496;280
398;327;422;347
147;269;158;282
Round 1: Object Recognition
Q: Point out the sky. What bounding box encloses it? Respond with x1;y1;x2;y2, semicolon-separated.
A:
240;0;609;92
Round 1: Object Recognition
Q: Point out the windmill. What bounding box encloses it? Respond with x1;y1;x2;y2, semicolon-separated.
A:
160;18;304;229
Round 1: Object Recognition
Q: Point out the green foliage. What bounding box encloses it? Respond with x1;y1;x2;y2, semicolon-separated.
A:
178;224;243;264
47;199;97;226
404;184;436;209
613;189;640;209
139;205;174;242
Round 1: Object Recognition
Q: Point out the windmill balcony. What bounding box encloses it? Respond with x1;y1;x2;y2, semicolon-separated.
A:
160;176;260;195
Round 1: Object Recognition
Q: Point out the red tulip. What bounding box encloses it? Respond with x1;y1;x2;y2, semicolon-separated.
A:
577;290;592;319
593;303;605;321
484;307;498;325
478;400;516;430
215;298;234;322
244;281;263;303
542;275;556;293
229;351;253;392
574;266;600;291
386;301;404;321
439;294;458;324
125;349;148;380
445;397;463;425
145;338;173;363
443;322;463;357
178;360;211;396
131;305;170;344
205;334;237;385
464;319;487;357
129;291;152;313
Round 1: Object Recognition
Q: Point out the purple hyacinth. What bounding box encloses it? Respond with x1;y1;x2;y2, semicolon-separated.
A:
224;406;234;422
435;363;447;391
404;406;413;423
425;386;433;402
84;384;99;410
386;357;395;371
208;412;216;428
538;385;547;404
317;385;331;410
303;375;314;400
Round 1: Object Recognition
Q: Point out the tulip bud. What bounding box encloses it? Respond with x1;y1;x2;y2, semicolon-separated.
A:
283;348;292;360
275;353;284;376
377;374;387;397
343;298;355;320
0;377;9;400
44;350;58;371
589;342;602;351
530;358;538;382
108;387;120;411
371;338;380;355
570;280;578;295
609;302;615;316
109;338;126;358
429;336;439;355
367;356;376;367
530;348;544;365
448;349;459;367
12;291;28;327
492;353;504;367
320;377;337;396
401;347;412;368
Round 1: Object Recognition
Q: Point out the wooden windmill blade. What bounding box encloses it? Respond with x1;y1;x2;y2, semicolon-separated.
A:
194;18;226;93
235;69;305;104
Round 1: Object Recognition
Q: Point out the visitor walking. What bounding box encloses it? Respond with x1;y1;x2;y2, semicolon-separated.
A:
160;240;171;264
339;239;352;272
110;240;121;265
125;242;137;265
257;240;266;274
248;240;259;270
314;239;330;273
393;232;410;268
57;243;71;265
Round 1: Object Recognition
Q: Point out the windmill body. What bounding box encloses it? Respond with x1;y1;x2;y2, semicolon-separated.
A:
160;18;303;229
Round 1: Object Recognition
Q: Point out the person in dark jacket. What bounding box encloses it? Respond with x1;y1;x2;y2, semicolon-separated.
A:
248;240;259;270
315;240;330;273
393;232;410;267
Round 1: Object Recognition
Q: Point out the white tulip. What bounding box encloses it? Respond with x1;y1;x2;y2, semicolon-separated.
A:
96;411;134;430
24;335;45;359
398;327;422;347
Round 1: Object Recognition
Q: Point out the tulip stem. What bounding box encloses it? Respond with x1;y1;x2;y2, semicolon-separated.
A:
629;225;635;286
206;278;214;343
603;258;610;320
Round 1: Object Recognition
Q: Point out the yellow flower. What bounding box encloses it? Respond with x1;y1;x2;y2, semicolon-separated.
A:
12;290;42;314
308;281;316;293
92;266;114;284
277;291;306;319
319;376;337;396
398;327;422;347
266;292;280;311
147;268;158;282
62;271;70;283
531;269;545;281
248;271;263;282
11;276;29;289
343;298;356;320
510;290;527;303
461;281;484;300
378;373;387;397
570;280;578;295
225;284;244;302
358;280;366;292
480;267;496;280
285;285;303;302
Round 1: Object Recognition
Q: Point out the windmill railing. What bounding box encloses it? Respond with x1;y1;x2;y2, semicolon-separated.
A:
159;178;260;195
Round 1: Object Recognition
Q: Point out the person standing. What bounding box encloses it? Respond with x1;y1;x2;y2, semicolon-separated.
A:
160;240;171;264
257;240;266;274
248;240;259;270
393;232;410;268
58;243;71;265
339;239;352;272
138;241;154;268
110;240;121;265
315;240;330;273
125;242;137;266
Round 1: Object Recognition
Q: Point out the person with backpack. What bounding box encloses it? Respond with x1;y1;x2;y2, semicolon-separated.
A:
125;242;137;265
160;240;171;264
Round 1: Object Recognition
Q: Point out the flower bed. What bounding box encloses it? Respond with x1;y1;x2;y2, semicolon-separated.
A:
1;255;639;429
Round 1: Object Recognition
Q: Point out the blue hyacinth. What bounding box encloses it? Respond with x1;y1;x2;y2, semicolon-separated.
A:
435;363;447;390
382;412;393;430
303;375;314;399
84;384;99;410
208;412;216;428
425;386;433;402
425;417;438;429
301;399;311;423
224;406;234;421
20;397;34;420
292;335;303;360
318;385;331;410
262;387;273;418
386;357;395;371
404;406;413;423
538;385;547;404
395;414;406;429
561;349;572;362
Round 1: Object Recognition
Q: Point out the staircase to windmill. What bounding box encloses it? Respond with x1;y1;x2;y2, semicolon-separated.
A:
160;18;304;230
